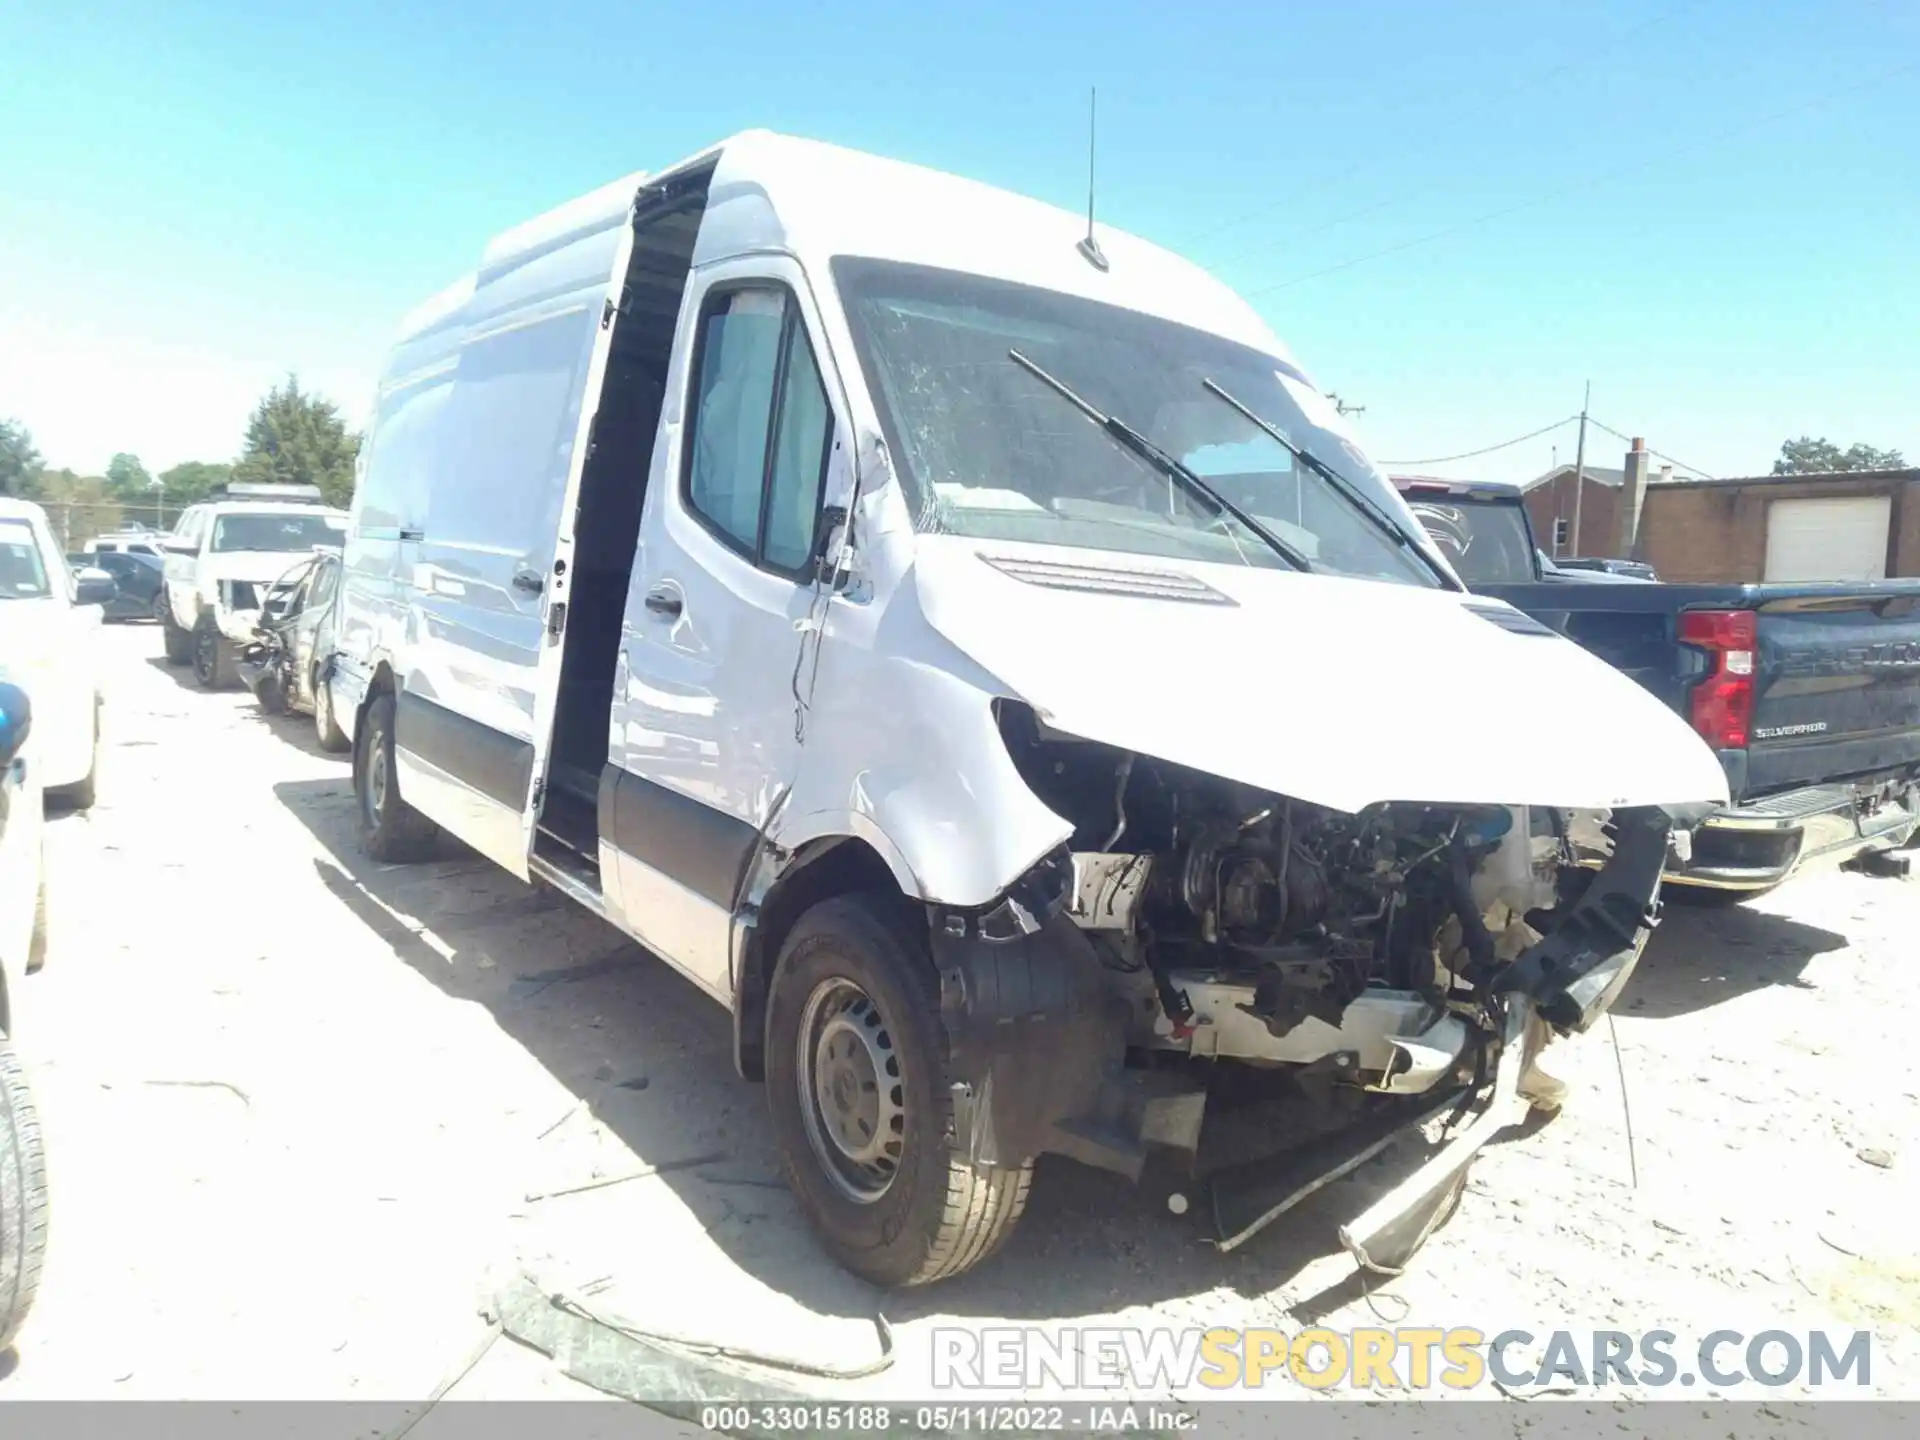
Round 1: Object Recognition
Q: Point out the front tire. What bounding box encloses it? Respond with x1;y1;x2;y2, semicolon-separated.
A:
254;668;287;716
46;701;99;812
192;618;239;690
353;691;439;862
765;895;1032;1288
0;1039;50;1352
161;604;192;664
313;669;350;753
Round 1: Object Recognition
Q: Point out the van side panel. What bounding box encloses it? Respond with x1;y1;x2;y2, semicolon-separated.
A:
340;203;631;872
337;359;457;710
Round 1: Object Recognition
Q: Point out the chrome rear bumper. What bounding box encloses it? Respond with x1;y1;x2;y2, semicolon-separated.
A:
1667;782;1918;892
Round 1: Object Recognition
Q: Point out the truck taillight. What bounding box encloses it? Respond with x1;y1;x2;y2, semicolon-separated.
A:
1679;609;1756;749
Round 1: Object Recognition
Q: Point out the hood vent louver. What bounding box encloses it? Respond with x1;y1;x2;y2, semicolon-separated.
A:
977;553;1238;606
1463;601;1557;637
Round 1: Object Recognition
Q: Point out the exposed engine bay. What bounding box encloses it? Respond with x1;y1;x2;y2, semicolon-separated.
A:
996;702;1594;1079
972;701;1679;1265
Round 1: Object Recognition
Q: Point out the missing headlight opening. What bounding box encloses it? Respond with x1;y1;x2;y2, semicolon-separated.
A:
981;700;1673;1265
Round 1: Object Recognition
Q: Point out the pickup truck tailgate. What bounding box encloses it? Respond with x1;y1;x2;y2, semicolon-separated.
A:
1476;580;1920;800
1745;589;1920;792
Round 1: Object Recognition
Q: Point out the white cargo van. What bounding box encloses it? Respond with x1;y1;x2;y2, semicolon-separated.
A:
328;132;1728;1286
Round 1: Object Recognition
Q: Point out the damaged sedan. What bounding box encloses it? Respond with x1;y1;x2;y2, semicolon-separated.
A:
325;132;1729;1289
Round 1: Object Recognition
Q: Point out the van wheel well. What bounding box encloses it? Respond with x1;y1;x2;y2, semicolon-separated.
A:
358;662;396;728
734;838;906;1083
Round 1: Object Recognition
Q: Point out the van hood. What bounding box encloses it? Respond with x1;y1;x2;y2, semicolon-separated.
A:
912;537;1730;815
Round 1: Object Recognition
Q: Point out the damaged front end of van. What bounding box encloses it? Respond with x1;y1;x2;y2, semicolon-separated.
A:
925;714;1707;1271
884;537;1731;1273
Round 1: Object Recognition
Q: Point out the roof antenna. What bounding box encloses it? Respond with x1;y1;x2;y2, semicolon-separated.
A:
1077;87;1109;273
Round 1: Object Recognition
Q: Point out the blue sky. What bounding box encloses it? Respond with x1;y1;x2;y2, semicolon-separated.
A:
2;0;1914;483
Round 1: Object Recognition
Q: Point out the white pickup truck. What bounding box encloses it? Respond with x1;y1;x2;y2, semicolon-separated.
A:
159;484;348;689
0;496;111;808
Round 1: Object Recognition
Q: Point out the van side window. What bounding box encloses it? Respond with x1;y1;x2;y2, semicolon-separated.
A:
684;286;833;577
763;333;832;572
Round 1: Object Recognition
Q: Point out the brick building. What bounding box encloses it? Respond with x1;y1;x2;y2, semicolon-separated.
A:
1521;461;1626;560
1521;442;1920;583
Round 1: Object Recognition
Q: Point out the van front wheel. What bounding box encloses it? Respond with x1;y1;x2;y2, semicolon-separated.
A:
353;691;440;862
765;895;1032;1288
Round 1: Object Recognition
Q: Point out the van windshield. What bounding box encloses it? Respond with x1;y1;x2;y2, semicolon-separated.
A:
211;512;345;554
832;257;1436;585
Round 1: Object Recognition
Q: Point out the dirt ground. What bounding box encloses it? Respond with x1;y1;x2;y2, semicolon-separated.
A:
5;622;1919;1414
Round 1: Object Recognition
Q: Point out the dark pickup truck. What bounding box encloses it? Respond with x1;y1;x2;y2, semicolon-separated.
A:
1395;476;1920;901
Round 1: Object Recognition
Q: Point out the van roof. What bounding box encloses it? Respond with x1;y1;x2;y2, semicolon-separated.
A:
397;130;1302;372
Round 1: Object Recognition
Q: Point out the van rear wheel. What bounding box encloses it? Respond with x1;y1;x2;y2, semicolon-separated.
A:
353;691;440;862
765;895;1032;1287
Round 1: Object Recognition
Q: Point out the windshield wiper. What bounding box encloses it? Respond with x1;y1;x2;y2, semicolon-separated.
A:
1199;378;1461;590
1006;350;1312;573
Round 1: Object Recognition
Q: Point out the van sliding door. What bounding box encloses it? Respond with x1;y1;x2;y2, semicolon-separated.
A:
392;199;638;879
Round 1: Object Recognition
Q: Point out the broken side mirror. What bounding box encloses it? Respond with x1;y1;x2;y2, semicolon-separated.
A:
812;504;853;592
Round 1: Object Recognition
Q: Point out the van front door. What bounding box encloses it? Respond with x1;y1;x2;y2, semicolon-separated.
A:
605;261;842;1003
392;208;636;877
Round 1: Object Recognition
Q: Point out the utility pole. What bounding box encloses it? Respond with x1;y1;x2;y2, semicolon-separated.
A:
1568;380;1591;557
1327;393;1366;418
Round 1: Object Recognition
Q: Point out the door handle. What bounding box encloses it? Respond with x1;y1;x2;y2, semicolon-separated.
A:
643;586;682;620
512;568;545;594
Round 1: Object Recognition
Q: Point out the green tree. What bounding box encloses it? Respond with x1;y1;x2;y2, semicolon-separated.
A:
105;452;153;497
1772;436;1908;475
155;459;232;508
230;375;360;506
27;467;122;547
1;417;43;496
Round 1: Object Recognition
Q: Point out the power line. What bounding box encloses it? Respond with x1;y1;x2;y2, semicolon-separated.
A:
1379;415;1579;468
1244;56;1918;297
1586;417;1718;480
1179;1;1702;258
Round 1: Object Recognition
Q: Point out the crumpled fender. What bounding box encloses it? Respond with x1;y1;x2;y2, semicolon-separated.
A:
766;586;1071;909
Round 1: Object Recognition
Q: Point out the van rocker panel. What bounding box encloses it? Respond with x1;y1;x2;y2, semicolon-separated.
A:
395;690;535;812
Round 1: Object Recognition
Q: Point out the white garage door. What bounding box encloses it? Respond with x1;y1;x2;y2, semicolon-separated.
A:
1763;495;1891;582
